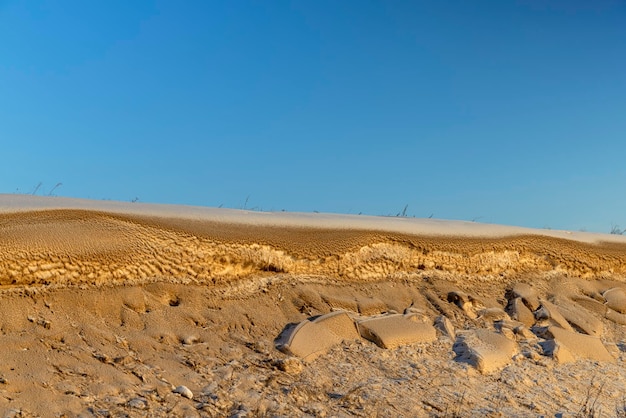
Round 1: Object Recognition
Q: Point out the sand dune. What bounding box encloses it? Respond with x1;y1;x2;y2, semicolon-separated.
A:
1;195;626;416
2;196;626;288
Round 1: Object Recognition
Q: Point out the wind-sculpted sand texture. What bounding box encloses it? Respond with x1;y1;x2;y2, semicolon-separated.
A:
2;198;626;417
2;209;626;288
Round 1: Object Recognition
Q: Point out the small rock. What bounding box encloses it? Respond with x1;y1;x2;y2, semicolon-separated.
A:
250;340;272;355
540;326;614;363
540;340;576;364
229;408;250;418
447;291;477;318
4;409;21;418
357;314;437;348
128;398;148;409
514;325;537;340
275;319;344;362
304;402;328;417
404;312;430;323
105;395;127;405
312;310;360;341
606;308;626;325
356;296;387;315
534;300;573;331
534;305;550;320
603;288;626;314
274;357;304;375
478;307;509;322
434;315;455;339
404;306;425;315
495;319;524;331
554;297;603;336
182;335;199;345
509;283;540;311
453;329;518;373
499;327;516;341
174;385;194;399
521;349;541;361
506;298;535;327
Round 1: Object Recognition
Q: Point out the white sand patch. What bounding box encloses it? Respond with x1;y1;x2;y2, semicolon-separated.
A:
1;194;624;244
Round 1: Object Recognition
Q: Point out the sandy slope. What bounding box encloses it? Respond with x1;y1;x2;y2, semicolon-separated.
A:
1;195;626;417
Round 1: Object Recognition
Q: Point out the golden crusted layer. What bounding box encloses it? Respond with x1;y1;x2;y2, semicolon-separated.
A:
1;209;625;287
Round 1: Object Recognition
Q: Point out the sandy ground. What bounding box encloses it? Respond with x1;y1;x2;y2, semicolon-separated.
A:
1;195;626;417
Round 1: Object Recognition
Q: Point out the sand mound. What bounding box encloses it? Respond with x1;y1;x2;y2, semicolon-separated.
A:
552;296;604;336
506;297;536;327
540;326;615;364
509;282;540;311
535;300;575;331
453;329;519;373
356;314;437;349
604;287;626;313
275;320;345;362
275;311;360;361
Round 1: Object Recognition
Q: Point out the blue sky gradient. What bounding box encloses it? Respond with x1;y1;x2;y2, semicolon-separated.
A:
1;1;625;232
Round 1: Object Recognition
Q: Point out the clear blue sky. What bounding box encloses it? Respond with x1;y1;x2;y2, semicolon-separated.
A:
1;1;625;232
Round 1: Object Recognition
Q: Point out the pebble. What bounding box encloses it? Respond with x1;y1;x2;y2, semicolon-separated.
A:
4;409;21;418
174;385;194;399
182;335;198;345
105;395;127;405
128;397;148;409
275;357;304;375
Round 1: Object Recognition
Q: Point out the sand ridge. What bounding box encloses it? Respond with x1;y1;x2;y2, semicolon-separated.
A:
1;208;626;288
3;194;626;244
